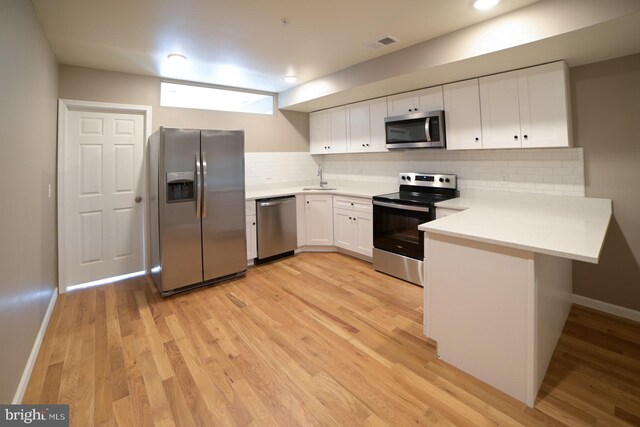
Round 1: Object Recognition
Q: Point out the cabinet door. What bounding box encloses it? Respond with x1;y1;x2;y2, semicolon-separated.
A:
329;106;347;153
387;92;418;116
347;101;370;153
480;71;521;149
416;86;444;112
310;110;331;154
347;98;388;153
353;212;373;257
245;214;257;260
444;79;483;150
368;98;388;152
305;195;334;246
333;209;355;250
518;62;571;148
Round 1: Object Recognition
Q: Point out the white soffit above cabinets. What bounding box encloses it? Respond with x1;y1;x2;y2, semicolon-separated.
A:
279;0;640;111
31;0;541;93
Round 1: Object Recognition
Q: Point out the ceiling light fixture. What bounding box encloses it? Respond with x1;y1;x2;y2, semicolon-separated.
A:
284;75;297;83
167;53;187;64
474;0;499;10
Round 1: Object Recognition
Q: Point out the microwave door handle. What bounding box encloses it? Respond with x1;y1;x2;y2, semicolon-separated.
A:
195;153;201;218
424;117;432;142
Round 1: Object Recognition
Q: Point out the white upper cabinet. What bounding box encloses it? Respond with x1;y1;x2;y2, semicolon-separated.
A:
347;98;388;153
480;71;522;149
309;110;330;154
443;79;483;150
517;61;571;148
329;106;347;153
310;61;571;154
447;61;571;150
387;86;444;117
310;106;347;154
417;86;445;112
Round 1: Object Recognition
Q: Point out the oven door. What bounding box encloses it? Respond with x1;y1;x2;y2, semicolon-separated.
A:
373;200;433;260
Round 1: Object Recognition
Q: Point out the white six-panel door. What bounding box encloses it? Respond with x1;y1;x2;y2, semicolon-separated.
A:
59;101;149;291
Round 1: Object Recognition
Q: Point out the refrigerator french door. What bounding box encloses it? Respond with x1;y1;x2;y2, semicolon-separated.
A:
149;127;247;296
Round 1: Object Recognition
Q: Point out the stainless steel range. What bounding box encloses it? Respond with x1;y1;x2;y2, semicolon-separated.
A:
372;173;457;286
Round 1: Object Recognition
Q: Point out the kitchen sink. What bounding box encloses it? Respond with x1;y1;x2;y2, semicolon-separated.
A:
302;187;337;191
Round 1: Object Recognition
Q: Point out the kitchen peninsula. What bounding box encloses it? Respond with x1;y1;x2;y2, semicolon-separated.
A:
419;191;612;406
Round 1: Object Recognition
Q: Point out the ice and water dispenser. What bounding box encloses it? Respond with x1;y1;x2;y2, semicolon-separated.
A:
166;171;195;202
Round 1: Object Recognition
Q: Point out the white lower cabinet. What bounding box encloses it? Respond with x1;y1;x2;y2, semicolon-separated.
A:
333;196;373;257
246;215;257;260
245;201;257;260
304;195;334;246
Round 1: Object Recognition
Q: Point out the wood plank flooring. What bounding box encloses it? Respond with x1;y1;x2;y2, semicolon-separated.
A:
24;253;640;426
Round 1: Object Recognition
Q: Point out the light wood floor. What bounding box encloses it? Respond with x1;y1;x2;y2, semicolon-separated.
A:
24;253;640;426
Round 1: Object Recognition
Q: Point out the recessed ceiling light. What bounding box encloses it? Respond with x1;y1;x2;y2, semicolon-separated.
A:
474;0;499;10
167;53;187;64
284;75;297;83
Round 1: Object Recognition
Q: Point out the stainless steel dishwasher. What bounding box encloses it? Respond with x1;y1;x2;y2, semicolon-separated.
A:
256;196;297;263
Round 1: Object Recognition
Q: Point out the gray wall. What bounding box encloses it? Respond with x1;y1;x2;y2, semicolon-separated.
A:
58;65;309;152
571;54;640;311
0;0;59;402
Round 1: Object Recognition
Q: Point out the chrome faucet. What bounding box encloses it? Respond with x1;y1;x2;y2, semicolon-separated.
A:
318;164;328;188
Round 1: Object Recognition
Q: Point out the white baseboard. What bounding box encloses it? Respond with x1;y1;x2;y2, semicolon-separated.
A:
573;294;640;323
12;287;59;404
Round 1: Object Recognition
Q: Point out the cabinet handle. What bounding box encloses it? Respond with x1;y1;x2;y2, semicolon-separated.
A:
349;217;352;220
306;201;309;204
475;137;479;142
524;135;528;140
408;109;411;112
362;144;365;147
514;135;519;140
252;222;255;225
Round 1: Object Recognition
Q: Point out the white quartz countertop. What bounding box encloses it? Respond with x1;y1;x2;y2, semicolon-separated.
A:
245;184;391;200
419;190;612;264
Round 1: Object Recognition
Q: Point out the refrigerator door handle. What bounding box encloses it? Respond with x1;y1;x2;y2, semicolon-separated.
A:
201;152;208;218
195;153;202;218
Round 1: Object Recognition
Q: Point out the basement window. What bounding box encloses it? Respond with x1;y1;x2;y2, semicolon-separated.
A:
160;82;274;115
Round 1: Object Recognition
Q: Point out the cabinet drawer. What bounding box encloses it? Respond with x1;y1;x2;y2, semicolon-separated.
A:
333;196;372;213
245;200;256;216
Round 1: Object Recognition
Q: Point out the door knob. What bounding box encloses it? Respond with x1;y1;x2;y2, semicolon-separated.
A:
135;196;142;203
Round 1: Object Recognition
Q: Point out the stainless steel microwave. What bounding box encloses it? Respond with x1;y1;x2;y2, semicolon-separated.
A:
385;110;446;149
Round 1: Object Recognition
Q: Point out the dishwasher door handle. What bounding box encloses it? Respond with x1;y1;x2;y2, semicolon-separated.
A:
258;199;295;208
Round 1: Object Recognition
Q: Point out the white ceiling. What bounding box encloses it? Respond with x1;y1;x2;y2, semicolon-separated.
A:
32;0;542;93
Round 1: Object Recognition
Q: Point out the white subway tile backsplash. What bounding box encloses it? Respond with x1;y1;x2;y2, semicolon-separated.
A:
244;148;585;197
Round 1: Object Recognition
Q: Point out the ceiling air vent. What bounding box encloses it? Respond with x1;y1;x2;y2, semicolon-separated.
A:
366;35;399;50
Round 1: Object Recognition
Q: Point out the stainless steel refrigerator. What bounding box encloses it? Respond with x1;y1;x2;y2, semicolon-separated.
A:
148;127;246;296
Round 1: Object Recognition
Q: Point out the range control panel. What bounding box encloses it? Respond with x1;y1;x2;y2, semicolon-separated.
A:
398;172;457;189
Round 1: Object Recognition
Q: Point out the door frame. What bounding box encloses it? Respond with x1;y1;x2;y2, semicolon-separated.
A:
57;99;153;293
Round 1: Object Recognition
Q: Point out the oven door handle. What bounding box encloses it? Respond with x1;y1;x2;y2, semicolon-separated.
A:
373;200;431;213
